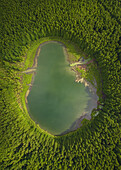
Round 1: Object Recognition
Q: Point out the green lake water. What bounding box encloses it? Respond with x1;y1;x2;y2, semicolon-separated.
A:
28;42;98;135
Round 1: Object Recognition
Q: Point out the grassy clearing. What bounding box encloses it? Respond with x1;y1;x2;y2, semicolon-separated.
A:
20;73;33;116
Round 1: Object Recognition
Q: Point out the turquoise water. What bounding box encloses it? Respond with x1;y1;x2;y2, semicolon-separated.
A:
27;42;97;135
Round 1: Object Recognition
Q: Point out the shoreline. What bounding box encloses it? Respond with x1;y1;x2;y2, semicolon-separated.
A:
24;40;98;136
24;41;67;104
57;114;91;136
25;44;41;104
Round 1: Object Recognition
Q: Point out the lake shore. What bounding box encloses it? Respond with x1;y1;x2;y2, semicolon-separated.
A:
25;41;63;103
25;44;41;104
24;41;68;104
58;45;98;135
24;40;98;136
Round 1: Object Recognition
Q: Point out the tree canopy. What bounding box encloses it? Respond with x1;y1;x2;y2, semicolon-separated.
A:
0;0;121;169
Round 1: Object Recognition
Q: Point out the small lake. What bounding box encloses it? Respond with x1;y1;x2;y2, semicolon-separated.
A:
27;42;98;135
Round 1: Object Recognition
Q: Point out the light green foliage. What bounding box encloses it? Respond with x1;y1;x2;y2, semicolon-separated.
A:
76;67;87;78
0;0;121;169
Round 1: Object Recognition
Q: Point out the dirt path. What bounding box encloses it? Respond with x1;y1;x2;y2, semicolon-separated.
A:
22;68;36;74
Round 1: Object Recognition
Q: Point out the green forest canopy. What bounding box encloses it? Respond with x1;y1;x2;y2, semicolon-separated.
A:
0;0;121;169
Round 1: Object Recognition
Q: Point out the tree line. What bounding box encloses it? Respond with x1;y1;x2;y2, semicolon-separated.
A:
0;0;121;169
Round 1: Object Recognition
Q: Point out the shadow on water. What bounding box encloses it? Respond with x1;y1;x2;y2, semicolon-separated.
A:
56;85;98;136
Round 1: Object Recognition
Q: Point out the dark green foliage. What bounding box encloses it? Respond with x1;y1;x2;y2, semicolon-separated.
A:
0;0;121;169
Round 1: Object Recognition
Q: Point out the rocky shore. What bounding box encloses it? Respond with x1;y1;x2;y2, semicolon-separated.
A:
58;50;98;135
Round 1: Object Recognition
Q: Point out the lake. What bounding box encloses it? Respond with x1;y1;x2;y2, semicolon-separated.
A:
27;42;98;135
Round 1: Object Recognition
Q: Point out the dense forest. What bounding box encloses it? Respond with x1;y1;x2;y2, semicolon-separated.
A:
0;0;121;169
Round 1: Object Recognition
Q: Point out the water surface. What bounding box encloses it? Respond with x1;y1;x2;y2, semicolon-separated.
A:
28;42;97;135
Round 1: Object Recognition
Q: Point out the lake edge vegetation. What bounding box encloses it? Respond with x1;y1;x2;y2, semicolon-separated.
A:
20;37;100;135
0;0;121;169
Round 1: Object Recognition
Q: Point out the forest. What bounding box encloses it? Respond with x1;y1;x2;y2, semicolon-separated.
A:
0;0;121;169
